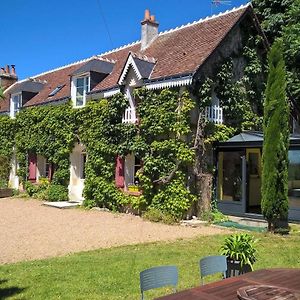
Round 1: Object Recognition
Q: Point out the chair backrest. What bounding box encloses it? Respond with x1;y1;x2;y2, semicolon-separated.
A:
199;255;227;285
140;265;178;299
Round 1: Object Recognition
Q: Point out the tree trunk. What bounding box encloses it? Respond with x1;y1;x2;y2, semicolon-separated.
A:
196;173;212;216
193;108;212;216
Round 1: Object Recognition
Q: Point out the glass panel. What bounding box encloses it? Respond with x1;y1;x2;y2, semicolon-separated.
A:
248;153;259;176
76;96;84;107
134;157;141;184
12;94;21;116
76;77;84;87
288;150;300;209
80;154;86;179
45;160;50;178
219;151;243;201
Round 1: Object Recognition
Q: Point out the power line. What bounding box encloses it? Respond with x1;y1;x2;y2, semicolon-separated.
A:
95;0;115;56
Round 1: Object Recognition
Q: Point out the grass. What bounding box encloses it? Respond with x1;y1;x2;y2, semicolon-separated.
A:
1;231;300;299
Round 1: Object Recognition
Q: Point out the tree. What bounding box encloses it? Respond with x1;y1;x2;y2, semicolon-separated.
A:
261;39;289;232
253;0;300;104
252;0;293;44
282;0;300;99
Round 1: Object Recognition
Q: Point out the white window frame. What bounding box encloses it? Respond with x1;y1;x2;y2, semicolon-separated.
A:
10;92;22;118
122;87;137;123
71;74;90;108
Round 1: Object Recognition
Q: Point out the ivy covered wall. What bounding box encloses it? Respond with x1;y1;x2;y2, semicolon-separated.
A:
0;12;267;219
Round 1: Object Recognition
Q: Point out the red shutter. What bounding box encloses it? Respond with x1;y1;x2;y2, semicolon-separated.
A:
115;156;124;188
28;153;37;182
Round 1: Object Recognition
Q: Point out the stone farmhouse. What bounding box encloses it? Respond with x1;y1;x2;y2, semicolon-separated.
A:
2;4;299;220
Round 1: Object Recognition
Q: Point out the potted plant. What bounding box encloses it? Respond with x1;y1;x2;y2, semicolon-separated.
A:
220;233;258;277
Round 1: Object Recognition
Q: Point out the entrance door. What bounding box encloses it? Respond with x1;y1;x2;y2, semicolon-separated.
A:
246;149;262;214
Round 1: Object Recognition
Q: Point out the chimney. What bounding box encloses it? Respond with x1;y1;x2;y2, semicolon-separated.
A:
141;9;159;51
0;64;18;90
5;65;10;74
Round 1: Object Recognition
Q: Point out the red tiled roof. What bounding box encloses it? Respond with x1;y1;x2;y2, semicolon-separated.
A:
1;4;252;112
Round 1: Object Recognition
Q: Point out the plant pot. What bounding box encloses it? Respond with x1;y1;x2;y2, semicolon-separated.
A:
226;258;252;278
128;185;139;192
0;188;13;198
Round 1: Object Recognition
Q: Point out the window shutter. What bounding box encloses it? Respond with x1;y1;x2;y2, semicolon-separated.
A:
28;153;37;182
115;156;124;188
48;163;54;181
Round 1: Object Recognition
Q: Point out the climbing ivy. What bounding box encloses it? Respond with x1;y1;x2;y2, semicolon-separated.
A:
0;115;15;157
132;88;196;219
75;95;136;211
15;102;76;191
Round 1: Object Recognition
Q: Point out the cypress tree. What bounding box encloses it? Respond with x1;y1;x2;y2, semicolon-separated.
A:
262;39;289;232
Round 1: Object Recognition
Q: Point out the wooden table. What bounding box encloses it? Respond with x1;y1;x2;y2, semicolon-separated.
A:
156;269;300;300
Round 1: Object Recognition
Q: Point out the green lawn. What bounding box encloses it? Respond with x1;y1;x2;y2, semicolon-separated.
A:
1;231;300;300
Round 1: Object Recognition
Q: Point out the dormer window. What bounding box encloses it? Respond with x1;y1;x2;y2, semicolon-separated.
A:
10;93;22;118
72;75;90;107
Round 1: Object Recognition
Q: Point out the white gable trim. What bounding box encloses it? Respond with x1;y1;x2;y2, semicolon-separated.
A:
118;55;143;85
145;76;192;90
103;88;120;98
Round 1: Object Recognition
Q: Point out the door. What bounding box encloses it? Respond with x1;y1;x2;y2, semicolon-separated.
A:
246;148;262;214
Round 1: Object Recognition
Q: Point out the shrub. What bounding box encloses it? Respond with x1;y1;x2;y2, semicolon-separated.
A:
143;208;177;225
220;233;258;270
0;155;10;187
24;181;39;197
46;184;68;202
201;209;229;224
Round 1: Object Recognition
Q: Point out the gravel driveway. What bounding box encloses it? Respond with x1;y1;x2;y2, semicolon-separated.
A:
0;198;228;264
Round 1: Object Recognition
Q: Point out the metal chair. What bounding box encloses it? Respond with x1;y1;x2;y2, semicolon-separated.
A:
140;265;178;300
199;255;227;285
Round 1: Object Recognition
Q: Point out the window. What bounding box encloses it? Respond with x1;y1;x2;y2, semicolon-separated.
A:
45;160;50;178
288;150;300;209
218;151;243;201
10;93;22;118
80;153;86;179
49;84;65;97
134;157;141;184
122;87;137;123
72;76;90;107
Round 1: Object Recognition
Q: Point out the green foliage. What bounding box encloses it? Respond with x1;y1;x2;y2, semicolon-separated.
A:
262;40;290;231
201;209;229;224
149;173;196;219
204;123;236;144
0;115;15;158
24;181;39;197
134;88;196;218
220;233;258;270
253;0;300;104
215;59;263;131
77;95;131;210
15;102;76;186
143;208;178;224
0;155;10;187
47;184;68;202
282;0;300;100
253;0;293;43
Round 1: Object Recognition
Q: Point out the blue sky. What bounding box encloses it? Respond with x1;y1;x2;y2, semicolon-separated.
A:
1;0;249;80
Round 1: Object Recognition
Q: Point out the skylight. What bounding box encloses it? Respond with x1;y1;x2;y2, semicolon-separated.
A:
48;84;64;97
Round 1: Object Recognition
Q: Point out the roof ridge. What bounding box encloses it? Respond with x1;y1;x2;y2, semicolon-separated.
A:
17;41;140;82
159;3;251;37
13;3;250;84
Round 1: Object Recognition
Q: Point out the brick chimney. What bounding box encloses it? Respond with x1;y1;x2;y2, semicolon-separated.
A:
141;9;159;51
0;64;18;90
